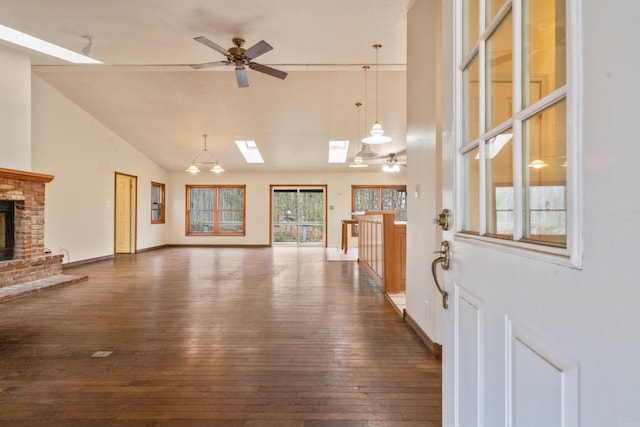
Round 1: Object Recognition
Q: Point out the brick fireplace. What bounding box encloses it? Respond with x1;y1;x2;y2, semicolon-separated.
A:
0;167;63;288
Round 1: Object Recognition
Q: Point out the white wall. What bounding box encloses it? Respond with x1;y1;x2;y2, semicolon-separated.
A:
31;75;169;263
29;73;404;261
0;48;32;170
405;0;442;343
168;171;406;246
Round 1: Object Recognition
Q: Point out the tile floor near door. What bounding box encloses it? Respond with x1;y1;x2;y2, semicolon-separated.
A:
0;247;441;426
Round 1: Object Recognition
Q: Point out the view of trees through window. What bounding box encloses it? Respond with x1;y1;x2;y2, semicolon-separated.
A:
272;188;325;245
352;186;407;221
151;182;165;224
186;185;245;235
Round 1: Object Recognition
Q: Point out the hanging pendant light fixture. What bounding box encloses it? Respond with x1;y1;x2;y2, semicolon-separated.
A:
362;44;392;145
184;134;225;174
354;65;378;159
349;102;369;168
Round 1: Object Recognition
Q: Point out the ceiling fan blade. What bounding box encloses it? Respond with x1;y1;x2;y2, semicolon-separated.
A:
249;62;288;80
190;60;228;70
235;67;249;88
244;40;273;60
193;36;230;57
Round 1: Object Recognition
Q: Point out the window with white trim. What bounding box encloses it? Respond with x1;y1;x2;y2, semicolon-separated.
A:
459;0;568;249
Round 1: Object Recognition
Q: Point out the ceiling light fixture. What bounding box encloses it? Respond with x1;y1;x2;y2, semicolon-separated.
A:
350;102;369;168
0;24;102;64
362;44;391;145
185;134;225;174
382;153;401;173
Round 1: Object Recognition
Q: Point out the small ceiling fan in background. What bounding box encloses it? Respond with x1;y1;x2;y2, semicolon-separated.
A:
365;152;406;172
191;37;288;88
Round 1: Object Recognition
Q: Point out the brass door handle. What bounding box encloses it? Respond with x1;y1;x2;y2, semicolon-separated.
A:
431;241;450;309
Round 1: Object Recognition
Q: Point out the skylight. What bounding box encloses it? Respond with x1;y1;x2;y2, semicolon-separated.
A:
234;140;264;163
0;24;103;64
328;140;349;163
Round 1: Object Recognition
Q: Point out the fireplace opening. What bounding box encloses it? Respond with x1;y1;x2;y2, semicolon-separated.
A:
0;200;15;261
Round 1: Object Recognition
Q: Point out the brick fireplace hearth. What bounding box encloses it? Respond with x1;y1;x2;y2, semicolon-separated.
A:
0;167;63;288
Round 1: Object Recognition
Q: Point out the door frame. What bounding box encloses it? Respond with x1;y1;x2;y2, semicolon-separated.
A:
114;172;138;254
269;184;327;247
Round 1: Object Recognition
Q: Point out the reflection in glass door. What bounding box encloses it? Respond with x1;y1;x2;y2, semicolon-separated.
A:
271;186;326;246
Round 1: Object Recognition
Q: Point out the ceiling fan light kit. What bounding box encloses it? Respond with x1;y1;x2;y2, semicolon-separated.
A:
382;153;401;173
191;37;287;88
185;134;225;174
382;163;401;173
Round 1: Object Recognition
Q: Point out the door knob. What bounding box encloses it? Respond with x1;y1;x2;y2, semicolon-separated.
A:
431;240;450;309
433;209;451;230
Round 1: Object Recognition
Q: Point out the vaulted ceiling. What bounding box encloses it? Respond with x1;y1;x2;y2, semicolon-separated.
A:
0;0;412;173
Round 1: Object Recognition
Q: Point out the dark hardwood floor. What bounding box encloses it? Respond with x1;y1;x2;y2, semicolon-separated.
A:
0;247;442;426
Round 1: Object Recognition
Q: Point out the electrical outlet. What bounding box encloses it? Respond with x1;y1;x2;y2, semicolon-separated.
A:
425;299;430;317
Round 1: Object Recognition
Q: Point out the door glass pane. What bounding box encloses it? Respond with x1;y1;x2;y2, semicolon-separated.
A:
463;56;480;144
463;146;481;233
523;99;567;246
486;12;513;130
486;130;514;236
190;188;214;233
487;0;506;24
273;188;325;246
463;0;479;56
219;188;244;233
299;189;325;245
273;189;299;244
523;0;566;106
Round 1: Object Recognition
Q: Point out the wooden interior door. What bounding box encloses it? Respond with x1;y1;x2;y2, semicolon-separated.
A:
115;173;137;254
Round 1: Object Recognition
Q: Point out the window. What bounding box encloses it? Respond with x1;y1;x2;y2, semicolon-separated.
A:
151;182;165;224
459;0;569;250
352;185;407;221
186;185;245;235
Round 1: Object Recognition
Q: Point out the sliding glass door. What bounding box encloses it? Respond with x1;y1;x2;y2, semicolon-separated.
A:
271;186;326;246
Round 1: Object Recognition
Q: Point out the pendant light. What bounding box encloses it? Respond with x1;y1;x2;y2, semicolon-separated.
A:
349;102;369;168
185;134;225;174
362;44;392;145
354;65;378;159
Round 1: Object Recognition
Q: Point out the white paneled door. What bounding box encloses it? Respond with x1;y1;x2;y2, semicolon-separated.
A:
438;0;581;425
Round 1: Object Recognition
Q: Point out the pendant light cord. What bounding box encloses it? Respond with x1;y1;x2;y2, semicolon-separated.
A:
373;44;382;122
362;65;369;132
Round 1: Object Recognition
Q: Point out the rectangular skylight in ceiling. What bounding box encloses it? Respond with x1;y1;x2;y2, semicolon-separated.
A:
0;24;103;64
234;140;264;163
328;140;349;163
